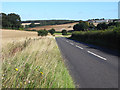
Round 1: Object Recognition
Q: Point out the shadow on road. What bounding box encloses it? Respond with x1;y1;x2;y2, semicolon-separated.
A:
67;38;120;57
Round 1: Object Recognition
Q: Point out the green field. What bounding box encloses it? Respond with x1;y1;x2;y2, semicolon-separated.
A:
2;37;75;88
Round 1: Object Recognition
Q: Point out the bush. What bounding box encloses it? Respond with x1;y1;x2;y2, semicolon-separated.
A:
68;26;71;28
19;27;24;30
48;28;55;35
37;30;48;36
97;23;108;30
29;22;36;28
62;30;67;35
73;21;89;31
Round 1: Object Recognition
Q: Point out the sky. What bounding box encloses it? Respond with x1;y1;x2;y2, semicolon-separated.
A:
1;2;118;21
118;1;120;19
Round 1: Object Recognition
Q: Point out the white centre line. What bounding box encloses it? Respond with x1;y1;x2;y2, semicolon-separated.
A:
70;42;74;45
76;45;83;49
66;40;69;43
87;51;107;60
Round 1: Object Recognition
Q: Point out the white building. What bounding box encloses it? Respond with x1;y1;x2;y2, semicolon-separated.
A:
94;20;109;23
88;19;109;23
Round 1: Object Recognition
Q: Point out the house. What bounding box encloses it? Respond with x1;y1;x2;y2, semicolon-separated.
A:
87;19;109;23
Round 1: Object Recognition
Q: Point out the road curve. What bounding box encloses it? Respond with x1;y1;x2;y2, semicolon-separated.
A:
56;37;118;88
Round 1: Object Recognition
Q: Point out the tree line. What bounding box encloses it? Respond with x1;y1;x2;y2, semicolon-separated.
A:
23;20;78;28
73;20;120;31
0;13;23;30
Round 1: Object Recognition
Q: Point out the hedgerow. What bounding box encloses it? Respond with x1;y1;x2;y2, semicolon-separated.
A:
71;27;120;51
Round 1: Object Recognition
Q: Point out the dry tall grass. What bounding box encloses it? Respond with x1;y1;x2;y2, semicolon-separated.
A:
2;37;75;88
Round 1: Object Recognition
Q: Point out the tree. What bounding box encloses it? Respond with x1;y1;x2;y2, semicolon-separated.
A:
108;22;120;27
48;28;55;35
62;30;67;35
1;13;22;29
73;21;89;31
29;22;36;28
89;23;95;30
1;13;9;28
37;30;48;36
97;23;108;30
7;13;21;29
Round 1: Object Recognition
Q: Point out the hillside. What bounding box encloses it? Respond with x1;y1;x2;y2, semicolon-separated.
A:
27;22;78;31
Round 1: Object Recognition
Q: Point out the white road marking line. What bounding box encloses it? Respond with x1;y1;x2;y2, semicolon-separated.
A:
76;45;83;49
70;42;74;45
87;51;107;60
66;40;69;43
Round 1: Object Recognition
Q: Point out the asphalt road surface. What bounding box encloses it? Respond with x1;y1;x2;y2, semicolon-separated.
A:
56;37;118;88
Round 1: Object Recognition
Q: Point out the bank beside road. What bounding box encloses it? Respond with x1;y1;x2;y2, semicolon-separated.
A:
2;33;75;88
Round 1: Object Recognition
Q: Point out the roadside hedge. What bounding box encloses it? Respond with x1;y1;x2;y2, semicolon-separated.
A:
71;27;120;51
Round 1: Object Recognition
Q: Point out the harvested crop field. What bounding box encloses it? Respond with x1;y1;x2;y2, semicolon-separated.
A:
27;22;78;31
1;29;38;46
2;29;37;39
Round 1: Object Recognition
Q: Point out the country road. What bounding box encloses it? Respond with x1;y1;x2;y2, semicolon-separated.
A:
56;37;118;88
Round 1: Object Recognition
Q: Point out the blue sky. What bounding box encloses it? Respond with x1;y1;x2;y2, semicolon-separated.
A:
2;2;118;21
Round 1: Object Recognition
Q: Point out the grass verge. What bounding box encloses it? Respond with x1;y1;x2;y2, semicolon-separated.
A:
2;37;75;88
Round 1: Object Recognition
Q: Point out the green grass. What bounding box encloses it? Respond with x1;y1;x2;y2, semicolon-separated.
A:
54;32;72;35
54;33;62;35
2;37;75;88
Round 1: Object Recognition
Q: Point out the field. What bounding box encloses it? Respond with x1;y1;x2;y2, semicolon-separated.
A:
2;29;38;47
27;22;78;31
1;29;75;88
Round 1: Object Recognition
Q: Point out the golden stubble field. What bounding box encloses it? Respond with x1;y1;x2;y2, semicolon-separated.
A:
27;22;78;31
1;29;38;47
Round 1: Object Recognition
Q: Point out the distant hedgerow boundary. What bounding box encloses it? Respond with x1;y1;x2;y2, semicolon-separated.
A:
70;27;120;52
